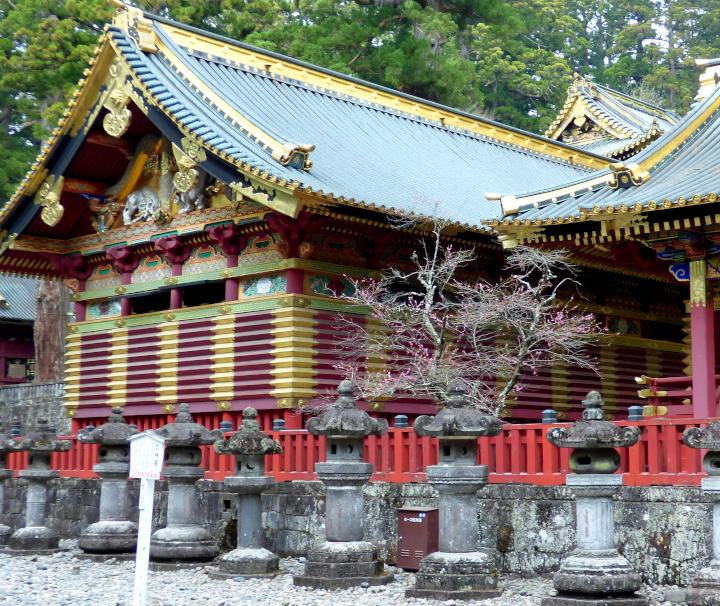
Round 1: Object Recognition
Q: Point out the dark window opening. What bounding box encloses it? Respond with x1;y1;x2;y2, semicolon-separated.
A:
182;281;225;307
130;291;171;315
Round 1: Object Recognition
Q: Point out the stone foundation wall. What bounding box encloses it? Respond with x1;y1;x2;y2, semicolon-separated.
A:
0;477;712;586
0;382;67;434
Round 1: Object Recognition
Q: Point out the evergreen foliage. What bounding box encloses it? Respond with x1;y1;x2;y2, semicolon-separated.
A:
1;0;718;199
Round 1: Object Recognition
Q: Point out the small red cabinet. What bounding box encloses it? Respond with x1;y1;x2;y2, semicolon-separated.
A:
397;507;439;570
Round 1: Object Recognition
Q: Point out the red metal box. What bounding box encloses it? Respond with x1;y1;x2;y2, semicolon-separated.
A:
396;507;438;570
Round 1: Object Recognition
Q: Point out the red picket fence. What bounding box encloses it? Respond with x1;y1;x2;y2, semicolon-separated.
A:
5;416;711;486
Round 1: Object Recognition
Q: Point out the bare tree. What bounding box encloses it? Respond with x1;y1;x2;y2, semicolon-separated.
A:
334;223;602;416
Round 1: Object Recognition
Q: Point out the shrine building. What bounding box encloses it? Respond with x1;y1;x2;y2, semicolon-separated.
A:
493;58;720;420
0;5;695;431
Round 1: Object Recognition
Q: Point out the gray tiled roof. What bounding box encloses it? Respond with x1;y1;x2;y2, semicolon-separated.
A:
109;19;600;229
512;84;720;222
548;78;679;159
0;276;37;321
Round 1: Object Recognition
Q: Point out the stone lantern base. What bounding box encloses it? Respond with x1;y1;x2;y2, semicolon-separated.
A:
78;520;137;554
685;563;720;606
7;526;63;552
209;547;279;579
150;525;219;562
0;523;10;546
543;596;648;606
405;551;502;600
293;541;394;590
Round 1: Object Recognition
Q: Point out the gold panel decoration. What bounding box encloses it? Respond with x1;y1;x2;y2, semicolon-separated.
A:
0;231;18;257
35;175;65;226
102;60;132;138
608;162;649;190
690;259;708;307
172;138;207;193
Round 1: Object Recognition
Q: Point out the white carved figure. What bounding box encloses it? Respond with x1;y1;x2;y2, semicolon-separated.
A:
123;187;161;224
176;169;208;214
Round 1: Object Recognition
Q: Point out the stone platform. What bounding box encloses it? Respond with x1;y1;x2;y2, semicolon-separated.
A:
406;550;501;600
542;596;648;606
293;541;394;590
209;546;279;579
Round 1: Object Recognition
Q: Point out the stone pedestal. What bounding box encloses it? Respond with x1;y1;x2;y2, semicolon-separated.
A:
685;482;720;606
682;428;720;606
406;448;501;600
9;467;61;551
211;408;283;579
294;381;393;589
0;427;13;545
544;476;645;606
0;469;11;546
150;404;222;563
405;382;503;601
77;409;138;554
542;392;646;606
5;419;70;553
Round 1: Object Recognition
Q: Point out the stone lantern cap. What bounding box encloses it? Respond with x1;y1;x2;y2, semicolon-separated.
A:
414;380;503;438
7;418;71;453
683;422;720;450
77;408;138;446
547;391;640;449
156;403;222;447
215;408;282;456
306;380;389;438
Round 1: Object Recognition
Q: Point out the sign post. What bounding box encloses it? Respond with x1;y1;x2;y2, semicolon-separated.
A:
128;431;165;606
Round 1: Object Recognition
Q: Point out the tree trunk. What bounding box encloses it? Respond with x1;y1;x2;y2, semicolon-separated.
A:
33;280;69;383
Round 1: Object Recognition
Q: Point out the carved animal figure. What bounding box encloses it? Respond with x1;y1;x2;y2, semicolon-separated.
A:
122;187;160;224
177;169;208;214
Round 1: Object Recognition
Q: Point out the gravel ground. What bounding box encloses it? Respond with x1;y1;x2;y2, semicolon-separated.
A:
0;541;684;606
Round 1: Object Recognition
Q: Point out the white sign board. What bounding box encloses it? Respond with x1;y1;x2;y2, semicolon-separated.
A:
129;430;165;480
128;431;165;606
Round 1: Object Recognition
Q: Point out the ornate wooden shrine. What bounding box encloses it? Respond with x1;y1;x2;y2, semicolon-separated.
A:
494;59;720;418
0;5;689;430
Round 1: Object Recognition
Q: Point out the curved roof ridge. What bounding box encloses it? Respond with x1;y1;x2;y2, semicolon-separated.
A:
185;45;593;169
594;82;680;122
148;13;610;169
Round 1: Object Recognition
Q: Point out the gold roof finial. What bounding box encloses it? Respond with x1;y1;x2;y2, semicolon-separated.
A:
111;1;157;53
694;58;720;104
570;72;597;97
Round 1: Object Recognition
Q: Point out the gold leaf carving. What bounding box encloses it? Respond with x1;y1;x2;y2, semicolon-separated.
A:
690;260;707;307
171;139;206;193
35;176;65;226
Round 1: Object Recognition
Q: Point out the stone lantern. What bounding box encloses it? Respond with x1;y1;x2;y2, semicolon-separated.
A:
294;380;394;589
77;408;138;555
542;391;646;606
405;380;503;601
212;407;282;578
7;418;71;552
150;404;222;563
0;424;12;545
682;422;720;605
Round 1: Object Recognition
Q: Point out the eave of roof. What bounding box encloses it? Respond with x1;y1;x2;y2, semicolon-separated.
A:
1;5;613;251
0;275;38;321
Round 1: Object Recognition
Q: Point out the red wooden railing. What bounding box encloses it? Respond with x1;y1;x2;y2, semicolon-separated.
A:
634;373;720;417
5;417;712;486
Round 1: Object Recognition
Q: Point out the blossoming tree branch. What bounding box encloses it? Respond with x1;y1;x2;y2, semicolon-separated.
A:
334;221;603;416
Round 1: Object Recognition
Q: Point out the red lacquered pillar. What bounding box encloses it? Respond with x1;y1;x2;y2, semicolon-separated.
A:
690;259;716;417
